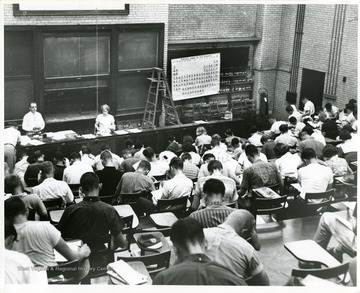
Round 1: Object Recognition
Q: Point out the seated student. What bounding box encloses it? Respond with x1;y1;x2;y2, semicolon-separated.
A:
189;179;235;228
224;128;241;147
203;136;230;163
286;105;302;123
195;126;212;149
14;152;30;186
268;115;287;138
95;150;122;196
204;210;270;285
181;153;199;180
314;205;357;262
58;172;127;251
343;102;357;128
248;125;263;147
52;151;67;181
192;160;237;210
198;153;216;178
300;96;315;119
159;142;179;164
321;118;339;140
338;129;358;164
32;161;74;205
324;102;339;120
260;135;277;160
5;220;47;284
298;128;324;158
238;145;283;213
222;157;242;185
5;197;90;268
274;124;298;147
63;152;94;185
24;150;44;187
122;139;137;156
322;144;351;177
228;137;243;161
238;142;267;170
133;142;146;161
288;116;306;138
93;145;123;171
115;160;155;198
180;141;201;166
153;218;246;286
311;127;326;146
133;147;169;177
5;175;48;220
80;146;95;167
166;135;182;153
119;149;139;173
274;143;302;180
298;148;333;195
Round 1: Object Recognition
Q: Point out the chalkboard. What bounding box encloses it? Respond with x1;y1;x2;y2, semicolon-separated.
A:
44;35;110;78
5;79;33;120
5;31;33;77
118;31;159;70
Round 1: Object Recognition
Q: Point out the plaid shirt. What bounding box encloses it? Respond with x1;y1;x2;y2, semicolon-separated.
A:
189;204;235;228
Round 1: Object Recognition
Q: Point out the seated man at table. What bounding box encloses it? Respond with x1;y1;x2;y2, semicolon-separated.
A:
274;143;302;180
63;152;94;185
24;150;44;187
52;151;67;181
32;161;74;205
153;218;246;285
93;144;123;171
119;149;139;173
5;175;48;220
133;147;169;177
189;179;235;228
274;124;298;147
260;135;277;160
237;145;283;214
203;135;230;164
5;197;90;268
181;153;199;180
192;160;237;211
298;128;324;158
268;115;287;139
95;150;122;196
204;210;269;285
198;153;216;178
314;205;357;262
238;142;268;170
115;160;155;199
58;172;127;251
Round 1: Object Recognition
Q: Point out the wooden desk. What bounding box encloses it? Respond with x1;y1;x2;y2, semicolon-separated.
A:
49;209;65;223
149;212;178;228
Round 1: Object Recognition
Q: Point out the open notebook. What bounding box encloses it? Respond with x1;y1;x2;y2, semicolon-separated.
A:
107;260;148;285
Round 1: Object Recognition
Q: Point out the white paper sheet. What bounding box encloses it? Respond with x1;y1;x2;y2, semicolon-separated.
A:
114;130;129;135
82;134;96;139
54;240;82;262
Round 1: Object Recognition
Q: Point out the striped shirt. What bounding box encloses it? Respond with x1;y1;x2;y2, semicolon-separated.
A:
189;204;235;228
183;161;199;180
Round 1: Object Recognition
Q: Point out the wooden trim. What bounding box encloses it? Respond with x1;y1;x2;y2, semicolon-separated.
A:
168;37;261;45
13;4;130;16
44;74;109;82
110;28;119;112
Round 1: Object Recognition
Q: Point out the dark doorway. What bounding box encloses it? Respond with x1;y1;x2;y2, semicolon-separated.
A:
299;68;325;111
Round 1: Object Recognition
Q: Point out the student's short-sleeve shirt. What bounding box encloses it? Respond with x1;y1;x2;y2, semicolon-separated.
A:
13;221;61;267
241;161;279;190
304;101;315;115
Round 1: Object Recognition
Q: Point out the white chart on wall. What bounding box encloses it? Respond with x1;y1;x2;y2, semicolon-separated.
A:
171;53;220;101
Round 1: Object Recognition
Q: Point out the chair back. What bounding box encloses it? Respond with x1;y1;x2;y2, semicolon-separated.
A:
153;174;166;182
291;262;350;283
118;250;171;278
68;184;81;197
157;196;188;215
47;259;88;284
27;209;36;220
121;192;152;205
267;183;280;194
255;195;288;215
99;194;118;205
43;197;64;210
304;189;335;210
225;202;236;208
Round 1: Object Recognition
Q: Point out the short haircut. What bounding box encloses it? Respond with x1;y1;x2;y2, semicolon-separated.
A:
125;139;134;147
5;197;27;222
170;218;205;252
5;219;17;241
203;153;216;162
322;144;339;158
182;141;195;153
134;142;143;149
349;99;357;105
302;126;314;135
170;157;183;170
302;96;309;100
289;116;297;124
245;144;259;157
231;138;239;146
54;151;64;161
138;160;151;171
339;130;352;141
29;102;37;107
80;172;100;194
260;135;270;145
5;175;22;194
203;178;225;197
100;150;113;162
100;104;110;111
286;105;294;113
346;103;356;112
183;135;195;144
181;153;192;161
279;124;289;133
81;146;91;154
301;148;317;160
100;144;110;152
143;147;155;160
40;161;54;175
225;128;233;136
325;103;332;110
122;149;133;157
33;150;43;161
210;137;220;147
168;135;175;142
69;152;81;161
207;160;223;173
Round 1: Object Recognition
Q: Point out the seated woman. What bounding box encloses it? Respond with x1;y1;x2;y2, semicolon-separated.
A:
322;144;352;177
95;104;116;135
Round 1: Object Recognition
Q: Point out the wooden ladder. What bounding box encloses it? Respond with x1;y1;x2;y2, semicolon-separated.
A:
142;67;181;129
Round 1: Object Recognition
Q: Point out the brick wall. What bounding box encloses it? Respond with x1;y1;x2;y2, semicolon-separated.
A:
3;4;169;70
168;4;257;40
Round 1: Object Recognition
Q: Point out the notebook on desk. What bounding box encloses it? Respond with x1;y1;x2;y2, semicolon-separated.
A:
54;240;82;262
107;260;148;285
253;187;280;198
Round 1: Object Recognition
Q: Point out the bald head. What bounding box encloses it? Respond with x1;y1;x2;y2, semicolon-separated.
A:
225;210;255;236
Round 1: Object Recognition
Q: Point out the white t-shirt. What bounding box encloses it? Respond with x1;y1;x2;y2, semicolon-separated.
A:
311;130;326;146
159;150;177;164
270;121;287;135
162;173;193;200
13;221;62;267
22;111;45;132
5;249;48;284
275;152;302;179
298;163;333;194
63;161;94;184
93;152;123;171
238;152;268;170
95;114;115;134
304;101;315;115
248;132;263;147
289;111;303;123
32;177;74;204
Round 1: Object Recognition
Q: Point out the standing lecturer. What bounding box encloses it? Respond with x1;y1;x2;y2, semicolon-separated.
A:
95;104;116;134
22;102;45;135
